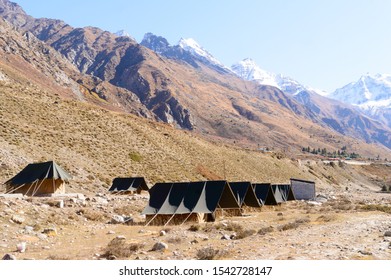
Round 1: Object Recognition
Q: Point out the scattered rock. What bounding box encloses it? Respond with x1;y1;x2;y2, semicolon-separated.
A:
24;226;34;234
16;242;26;253
221;234;231;240
111;215;125;224
116;235;126;240
37;233;48;240
159;230;166;236
2;254;16;260
277;212;283;216
107;230;115;235
307;201;322;206
384;231;391;237
152;242;168;251
11;215;25;224
56;200;64;208
42;228;57;237
358;250;372;256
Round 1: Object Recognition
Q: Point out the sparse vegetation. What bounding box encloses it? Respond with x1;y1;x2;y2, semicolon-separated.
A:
188;224;201;232
359;204;391;214
235;229;256;239
278;217;310;231
102;237;144;259
129;152;143;162
196;247;230;260
258;226;274;236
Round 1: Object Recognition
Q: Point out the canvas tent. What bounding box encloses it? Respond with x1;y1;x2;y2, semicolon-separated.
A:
108;177;149;194
143;181;241;225
290;178;315;200
253;183;284;205
229;182;262;208
272;184;296;202
4;161;72;196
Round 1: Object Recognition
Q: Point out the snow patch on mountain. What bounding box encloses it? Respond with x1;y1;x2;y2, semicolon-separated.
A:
231;58;325;96
114;30;134;40
178;38;231;72
330;73;391;111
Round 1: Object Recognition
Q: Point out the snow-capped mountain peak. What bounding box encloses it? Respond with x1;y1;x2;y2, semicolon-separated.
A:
231;58;278;88
330;73;391;108
231;58;324;96
178;38;229;71
114;30;131;38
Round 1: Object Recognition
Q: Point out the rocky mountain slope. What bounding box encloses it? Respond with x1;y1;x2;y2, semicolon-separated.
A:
1;0;391;157
231;58;391;150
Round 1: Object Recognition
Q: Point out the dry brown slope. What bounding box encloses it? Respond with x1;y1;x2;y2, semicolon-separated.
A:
0;74;309;192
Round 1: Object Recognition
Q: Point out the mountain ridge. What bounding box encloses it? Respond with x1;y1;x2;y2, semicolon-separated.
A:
1;0;391;155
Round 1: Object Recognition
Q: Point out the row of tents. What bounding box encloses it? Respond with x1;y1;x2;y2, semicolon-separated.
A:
2;161;316;226
108;177;316;225
139;179;315;225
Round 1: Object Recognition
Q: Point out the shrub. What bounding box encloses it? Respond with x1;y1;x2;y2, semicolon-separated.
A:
258;226;274;236
316;214;337;223
235;229;256;239
278;218;310;231
196;247;230;260
359;204;391;214
225;222;243;232
103;237;144;259
129;152;142;162
188;224;201;232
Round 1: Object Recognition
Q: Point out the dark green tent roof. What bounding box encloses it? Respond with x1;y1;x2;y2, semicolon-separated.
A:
273;184;296;201
155;182;189;215
5;161;72;186
108;177;149;192
229;182;262;207
253;183;285;205
271;185;285;204
142;181;240;215
142;183;172;215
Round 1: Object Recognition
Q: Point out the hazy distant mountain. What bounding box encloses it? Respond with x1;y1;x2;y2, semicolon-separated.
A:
330;74;391;127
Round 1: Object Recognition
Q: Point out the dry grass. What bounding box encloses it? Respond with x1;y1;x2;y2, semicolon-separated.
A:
316;214;338;223
196;247;230;260
359;204;391;214
102;237;144;259
278;217;311;231
235;229;256;239
77;209;107;222
258;226;274;236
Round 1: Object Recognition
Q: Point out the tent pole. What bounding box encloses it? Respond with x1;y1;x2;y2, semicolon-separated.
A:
28;180;38;196
163;214;176;227
180;212;194;226
144;212;160;227
32;179;46;196
4;183;27;194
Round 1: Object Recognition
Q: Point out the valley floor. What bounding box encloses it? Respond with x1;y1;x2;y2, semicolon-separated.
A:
1;184;390;260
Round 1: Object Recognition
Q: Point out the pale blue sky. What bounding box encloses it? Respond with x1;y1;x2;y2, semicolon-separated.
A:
14;0;391;92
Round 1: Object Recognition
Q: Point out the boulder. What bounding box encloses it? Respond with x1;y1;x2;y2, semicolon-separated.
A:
16;242;26;253
11;215;25;224
2;254;16;260
152;242;168;251
111;215;125;224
